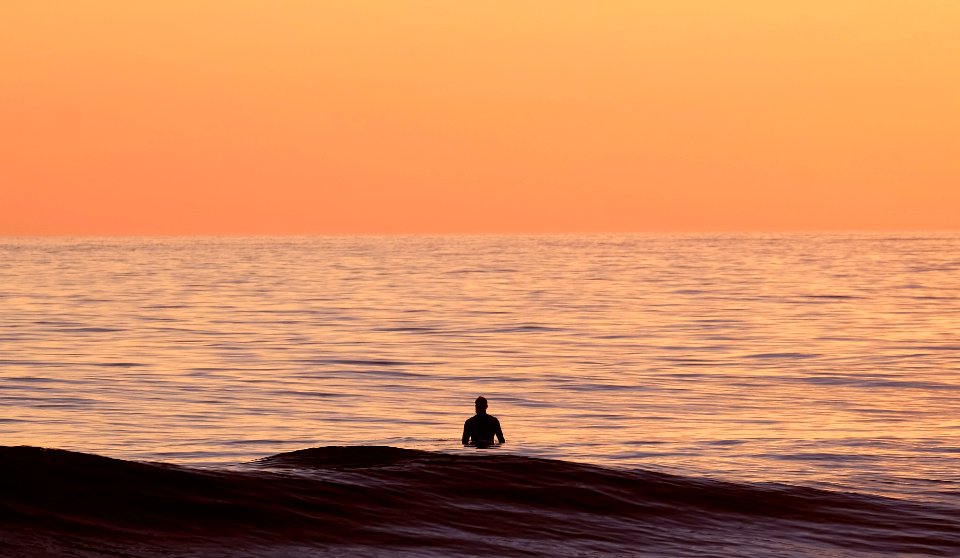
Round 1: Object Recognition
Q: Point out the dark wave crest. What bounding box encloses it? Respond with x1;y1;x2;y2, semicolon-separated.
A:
1;446;957;557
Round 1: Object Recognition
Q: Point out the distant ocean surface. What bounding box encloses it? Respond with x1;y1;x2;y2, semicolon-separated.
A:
2;234;958;557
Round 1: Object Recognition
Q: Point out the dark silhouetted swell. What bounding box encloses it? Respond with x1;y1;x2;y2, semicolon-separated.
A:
1;446;958;557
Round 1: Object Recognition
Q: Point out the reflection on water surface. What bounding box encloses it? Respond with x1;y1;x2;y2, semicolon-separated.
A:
1;234;958;503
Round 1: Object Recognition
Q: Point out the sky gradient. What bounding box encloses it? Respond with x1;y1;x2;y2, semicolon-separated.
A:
2;1;958;234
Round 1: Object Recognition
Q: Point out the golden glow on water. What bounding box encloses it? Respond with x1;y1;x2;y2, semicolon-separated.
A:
1;234;958;501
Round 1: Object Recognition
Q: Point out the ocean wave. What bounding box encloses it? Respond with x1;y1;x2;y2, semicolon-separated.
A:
1;446;958;557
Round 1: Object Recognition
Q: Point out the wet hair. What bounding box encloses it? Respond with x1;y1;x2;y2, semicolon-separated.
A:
475;396;488;409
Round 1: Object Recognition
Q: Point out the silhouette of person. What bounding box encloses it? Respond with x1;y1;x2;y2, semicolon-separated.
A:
462;396;505;447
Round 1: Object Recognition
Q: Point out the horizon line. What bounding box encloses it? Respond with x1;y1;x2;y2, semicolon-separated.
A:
2;228;958;239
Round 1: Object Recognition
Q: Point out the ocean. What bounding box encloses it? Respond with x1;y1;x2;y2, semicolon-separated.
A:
1;234;958;556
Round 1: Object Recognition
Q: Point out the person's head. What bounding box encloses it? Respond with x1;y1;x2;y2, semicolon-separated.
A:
475;396;488;414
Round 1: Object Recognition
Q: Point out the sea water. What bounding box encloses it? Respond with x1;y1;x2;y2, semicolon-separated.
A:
1;234;958;511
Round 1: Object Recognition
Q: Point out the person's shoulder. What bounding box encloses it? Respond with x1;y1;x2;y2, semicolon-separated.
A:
488;414;500;423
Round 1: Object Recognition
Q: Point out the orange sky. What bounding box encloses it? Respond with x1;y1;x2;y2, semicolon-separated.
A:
1;1;958;234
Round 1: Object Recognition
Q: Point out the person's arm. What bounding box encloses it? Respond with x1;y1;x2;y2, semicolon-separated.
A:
462;420;471;445
495;418;505;444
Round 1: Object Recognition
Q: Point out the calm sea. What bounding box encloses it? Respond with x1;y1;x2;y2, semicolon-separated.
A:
2;234;958;507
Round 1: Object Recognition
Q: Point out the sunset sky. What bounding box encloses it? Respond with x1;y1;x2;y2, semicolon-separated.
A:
2;1;957;234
